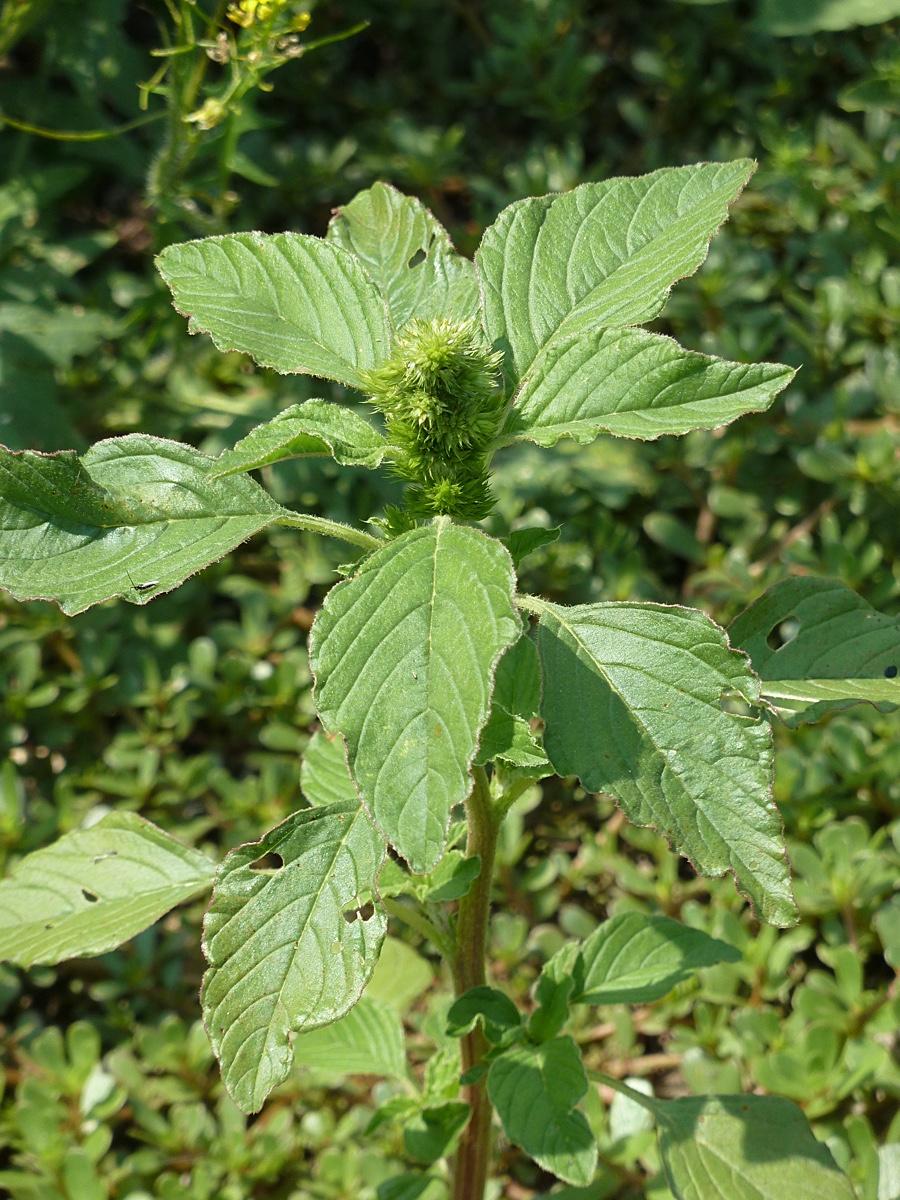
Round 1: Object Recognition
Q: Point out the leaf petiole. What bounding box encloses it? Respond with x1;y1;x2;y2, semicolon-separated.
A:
274;511;383;551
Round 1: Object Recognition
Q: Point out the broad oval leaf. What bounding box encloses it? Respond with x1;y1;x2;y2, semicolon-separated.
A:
574;912;742;1005
755;0;900;35
327;181;479;328
309;520;520;873
0;812;216;968
301;730;358;807
533;599;796;926
656;1094;856;1200
488;1036;598;1186
292;994;406;1079
0;435;283;615
201;801;387;1113
729;576;900;726
156;232;390;387
503;327;794;446
214;400;387;476
477;160;754;389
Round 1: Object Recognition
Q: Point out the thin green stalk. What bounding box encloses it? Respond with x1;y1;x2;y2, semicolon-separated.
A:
382;896;454;959
451;766;498;1200
588;1070;662;1115
274;512;382;551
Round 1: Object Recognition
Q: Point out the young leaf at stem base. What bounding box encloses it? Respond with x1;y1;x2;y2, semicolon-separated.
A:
530;598;796;926
201;801;386;1113
310;519;520;873
488;1036;598;1186
214;400;387;476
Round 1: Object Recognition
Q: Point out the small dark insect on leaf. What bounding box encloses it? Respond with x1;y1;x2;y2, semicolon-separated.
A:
125;569;159;592
885;665;898;678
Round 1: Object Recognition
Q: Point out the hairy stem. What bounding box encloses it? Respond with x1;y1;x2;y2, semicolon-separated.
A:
274;512;382;551
451;766;498;1200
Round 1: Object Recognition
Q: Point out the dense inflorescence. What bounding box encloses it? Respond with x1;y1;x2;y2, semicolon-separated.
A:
362;317;505;524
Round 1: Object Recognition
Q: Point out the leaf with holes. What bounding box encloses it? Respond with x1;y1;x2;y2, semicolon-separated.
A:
327;181;479;328
574;912;742;1004
501;328;794;447
309;519;520;873
730;576;900;726
532;598;796;925
301;730;359;807
214;401;387;476
201;801;386;1113
655;1094;856;1200
292;995;406;1078
0;812;216;968
477;160;754;391
0;435;283;614
488;1036;597;1186
156;232;390;387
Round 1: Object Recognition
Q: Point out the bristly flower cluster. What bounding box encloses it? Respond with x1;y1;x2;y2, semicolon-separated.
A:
361;317;505;523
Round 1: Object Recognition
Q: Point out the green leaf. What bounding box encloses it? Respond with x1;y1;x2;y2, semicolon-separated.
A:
377;1173;439;1200
475;634;550;772
201;801;386;1113
309;520;520;873
574;913;742;1004
655;1094;856;1199
501;526;561;569
156;232;390;388
364;936;434;1012
0;435;283;615
422;852;482;902
502;328;794;447
755;0;900;35
327;181;479;328
404;1101;472;1164
729;577;900;726
0;812;216;968
301;730;358;807
214;400;387;476
292;995;406;1078
446;985;523;1043
532;599;796;926
477;161;754;390
488;1036;598;1186
528;942;582;1043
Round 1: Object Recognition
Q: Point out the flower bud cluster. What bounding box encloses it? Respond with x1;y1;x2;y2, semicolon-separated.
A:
362;317;504;523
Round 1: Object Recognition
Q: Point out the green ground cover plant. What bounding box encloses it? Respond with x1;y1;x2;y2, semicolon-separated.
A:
1;161;898;1199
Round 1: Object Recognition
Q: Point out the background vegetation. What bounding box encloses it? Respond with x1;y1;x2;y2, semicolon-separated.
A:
0;1;898;1197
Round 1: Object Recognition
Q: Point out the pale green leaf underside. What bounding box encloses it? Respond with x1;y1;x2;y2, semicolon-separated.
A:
156;232;390;387
477;160;754;389
327;181;479;328
503;327;794;446
292;994;407;1079
0;435;283;615
301;730;359;807
656;1095;856;1200
533;600;796;926
475;634;549;770
488;1036;597;1186
0;812;215;968
214;400;387;476
310;520;520;873
729;576;900;725
575;912;742;1005
201;802;386;1113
